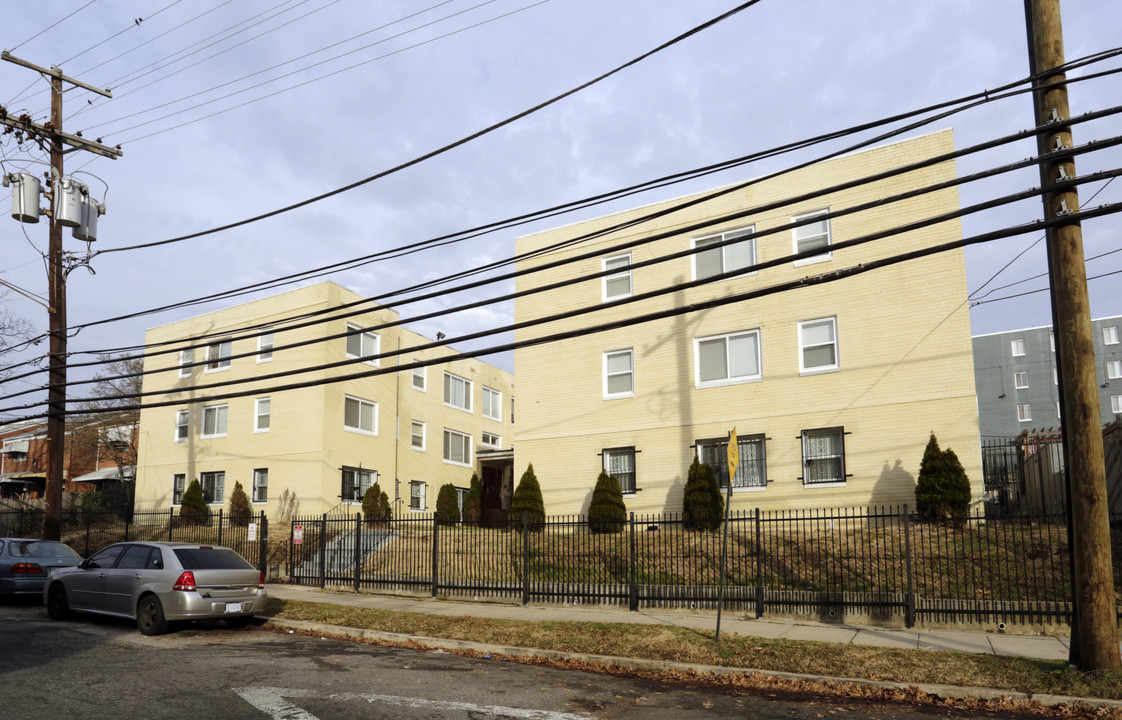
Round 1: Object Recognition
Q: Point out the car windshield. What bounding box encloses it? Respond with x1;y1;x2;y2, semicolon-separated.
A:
173;547;252;570
11;541;81;559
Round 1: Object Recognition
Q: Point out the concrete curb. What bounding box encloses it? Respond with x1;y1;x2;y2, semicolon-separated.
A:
263;617;1122;712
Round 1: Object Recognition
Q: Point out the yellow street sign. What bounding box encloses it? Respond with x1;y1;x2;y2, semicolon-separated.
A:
726;427;739;483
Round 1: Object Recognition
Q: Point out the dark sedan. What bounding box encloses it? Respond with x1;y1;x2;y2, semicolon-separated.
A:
0;538;83;598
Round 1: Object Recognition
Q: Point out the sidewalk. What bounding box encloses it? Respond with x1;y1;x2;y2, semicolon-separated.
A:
265;583;1078;661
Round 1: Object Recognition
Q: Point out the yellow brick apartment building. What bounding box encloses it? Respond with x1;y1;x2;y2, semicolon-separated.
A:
513;130;983;515
133;282;515;518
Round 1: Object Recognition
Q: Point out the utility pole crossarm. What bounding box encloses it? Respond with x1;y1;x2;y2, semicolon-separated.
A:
0;112;122;159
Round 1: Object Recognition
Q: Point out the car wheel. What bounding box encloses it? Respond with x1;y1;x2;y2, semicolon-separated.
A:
46;585;70;621
225;616;252;629
136;595;170;636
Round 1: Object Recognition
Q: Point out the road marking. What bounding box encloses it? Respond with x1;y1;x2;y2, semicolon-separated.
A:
234;687;588;719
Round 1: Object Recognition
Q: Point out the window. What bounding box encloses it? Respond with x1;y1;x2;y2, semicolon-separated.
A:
697;435;767;490
1108;360;1122;379
481;431;501;448
602;446;636;495
1112;395;1122;414
1104;326;1120;345
693;226;755;281
1050;332;1055;352
410;481;427;511
201;404;228;438
255;397;271;432
696;330;761;387
1018;404;1032;422
341;466;375;503
800;427;845;486
792;210;831;265
346;324;379;365
1014;371;1029;389
175;410;189;442
205;340;231;372
443;429;472;466
178;349;192;378
603;253;632;300
444;372;472;412
344;396;377;434
252;469;268;503
482;386;502;421
257;331;274;362
799;317;838;374
1054;368;1059;385
603;349;634;398
172;474;186;505
1011;338;1026;357
411;420;425;451
412;363;426;391
1057;401;1062;419
200;471;225;504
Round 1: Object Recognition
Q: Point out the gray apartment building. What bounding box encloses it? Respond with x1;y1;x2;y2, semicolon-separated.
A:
973;315;1122;438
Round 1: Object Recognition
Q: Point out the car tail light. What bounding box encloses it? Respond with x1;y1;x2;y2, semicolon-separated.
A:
11;563;42;574
173;571;197;591
259;571;265;589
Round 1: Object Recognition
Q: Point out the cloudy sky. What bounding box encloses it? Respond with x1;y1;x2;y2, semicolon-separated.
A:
1;0;1120;414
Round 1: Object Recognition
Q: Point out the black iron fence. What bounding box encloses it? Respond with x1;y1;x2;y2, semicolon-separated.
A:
0;507;269;571
287;505;1122;628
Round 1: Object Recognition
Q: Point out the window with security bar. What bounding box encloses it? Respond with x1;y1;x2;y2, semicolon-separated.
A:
800;427;845;486
602;446;636;494
341;466;375;502
696;434;767;490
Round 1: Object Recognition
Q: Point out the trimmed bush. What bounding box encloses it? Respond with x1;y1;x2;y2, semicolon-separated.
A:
588;470;627;534
435;483;460;525
915;432;973;523
179;479;210;526
463;473;483;524
682;455;723;531
228;481;251;526
362;484;391;525
510;463;545;528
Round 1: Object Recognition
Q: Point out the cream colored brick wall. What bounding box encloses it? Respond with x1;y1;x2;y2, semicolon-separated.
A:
512;130;983;515
134;282;514;519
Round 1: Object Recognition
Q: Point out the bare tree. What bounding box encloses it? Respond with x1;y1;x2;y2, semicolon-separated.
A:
0;288;35;385
70;354;143;486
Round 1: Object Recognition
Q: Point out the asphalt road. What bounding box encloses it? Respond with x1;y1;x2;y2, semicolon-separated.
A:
0;600;1019;719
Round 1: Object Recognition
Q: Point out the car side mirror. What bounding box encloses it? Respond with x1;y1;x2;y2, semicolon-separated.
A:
79;559;92;570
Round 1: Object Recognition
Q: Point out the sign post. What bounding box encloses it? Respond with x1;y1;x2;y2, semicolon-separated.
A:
714;427;738;641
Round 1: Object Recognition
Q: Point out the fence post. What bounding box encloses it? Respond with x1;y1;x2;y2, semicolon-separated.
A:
259;512;268;576
168;508;174;541
83;510;92;556
755;507;765;619
903;504;916;628
354;513;362;593
628;512;638;611
318;513;327;590
521;511;530;606
125;512;132;542
217;509;224;546
431;513;440;598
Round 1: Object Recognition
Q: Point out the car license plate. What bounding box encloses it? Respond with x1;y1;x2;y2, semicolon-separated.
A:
224;602;243;613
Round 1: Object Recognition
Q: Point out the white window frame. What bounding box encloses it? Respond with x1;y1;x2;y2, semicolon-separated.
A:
695;329;761;388
252;468;268;504
410;480;427;512
1013;371;1029;389
482;386;502;421
344;395;378;435
443;428;472;467
411;363;426;391
257;331;274;363
175;409;189;443
254;397;271;433
200;470;225;505
411;420;425;451
798;317;839;375
1108;360;1122;380
1104;326;1120;345
205;340;231;373
602;446;637;496
178;349;192;378
603;349;634;399
602;253;633;301
800;427;846;487
1111;395;1122;414
346;324;380;365
481;431;501;448
201;404;228;439
172;474;186;505
792;210;832;266
443;372;472;413
692;226;756;281
1053;367;1059;385
1018;404;1032;422
1011;338;1026;357
1050;332;1055;352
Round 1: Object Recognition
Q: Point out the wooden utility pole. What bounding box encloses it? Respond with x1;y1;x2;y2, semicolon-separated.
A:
1;52;121;540
1026;0;1120;671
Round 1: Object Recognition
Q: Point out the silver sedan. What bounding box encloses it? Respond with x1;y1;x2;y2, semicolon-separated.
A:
0;538;83;597
44;541;266;635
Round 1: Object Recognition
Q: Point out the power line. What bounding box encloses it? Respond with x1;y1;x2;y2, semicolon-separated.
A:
7;0;97;54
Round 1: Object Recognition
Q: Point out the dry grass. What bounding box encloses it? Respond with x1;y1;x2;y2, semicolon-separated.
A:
263;597;1122;702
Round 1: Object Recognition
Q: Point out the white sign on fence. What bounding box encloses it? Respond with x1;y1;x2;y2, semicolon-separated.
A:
293;525;303;544
247;522;257;542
